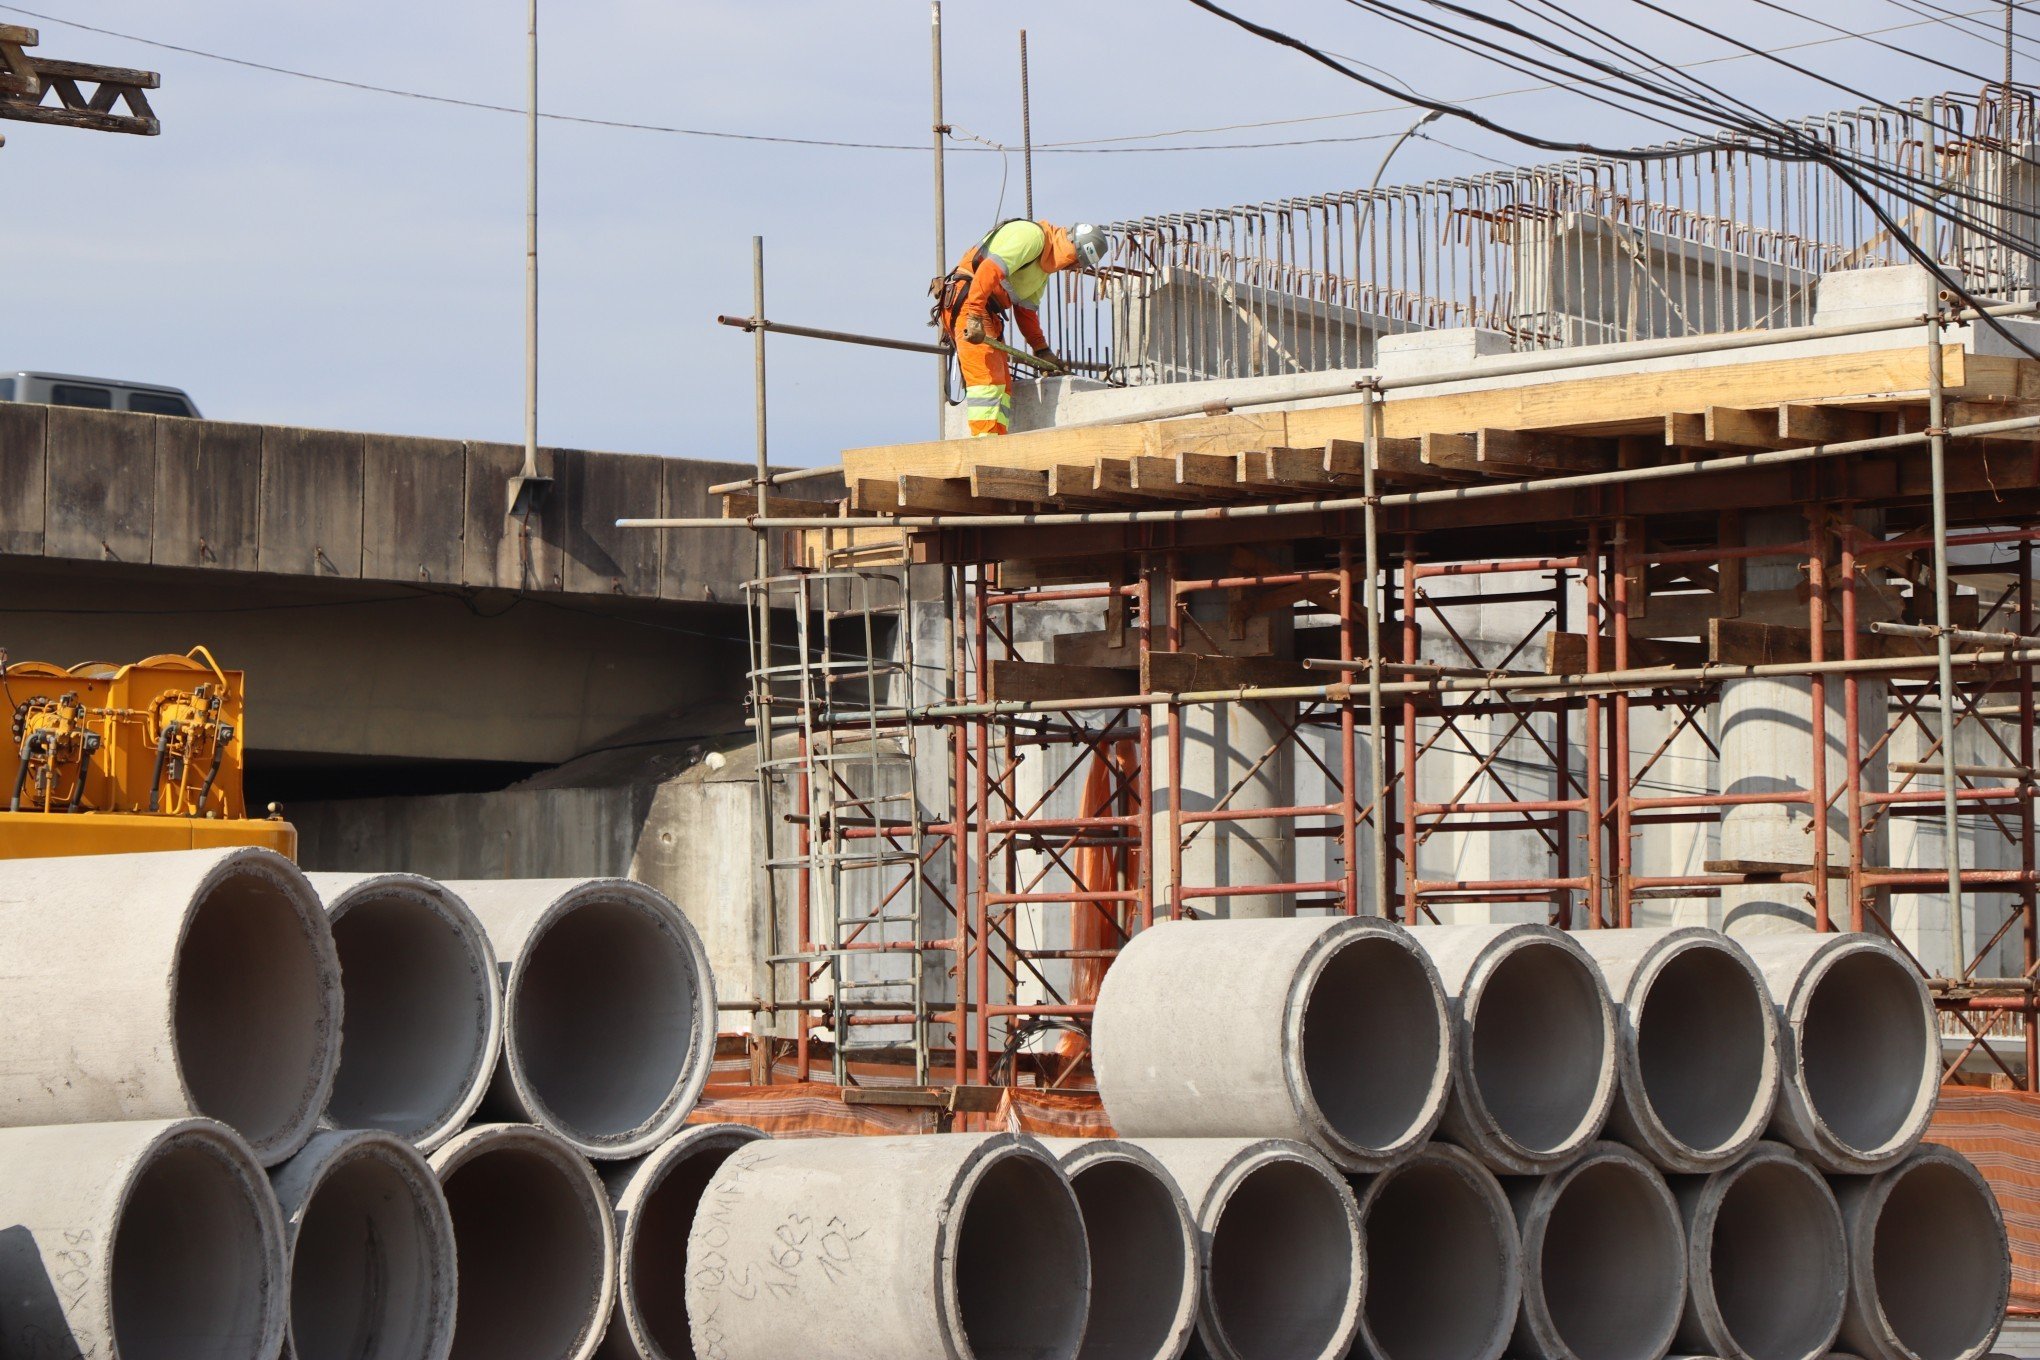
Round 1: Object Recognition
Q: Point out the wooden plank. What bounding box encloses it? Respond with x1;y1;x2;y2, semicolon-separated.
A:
1631;585;1905;639
152;418;260;570
0;401;45;556
1709;619;1934;665
1053;629;1136;668
1420;432;1485;473
44;406;152;563
1476;428;1615;474
554;449;661;595
845;421;1149;482
1175;451;1240;490
1543;632;1706;673
1285;345;1979;451
971;465;1053;503
1093;459;1201;501
1130;455;1191;494
462;439;560;591
1146;410;1288;461
1143;651;1313;693
1779;403;1881;444
362;434;464;584
1702;406;1794;450
1238;447;1342;492
990;660;1137;703
896;475;1016;515
1049;464;1102;501
1325;436;1479;486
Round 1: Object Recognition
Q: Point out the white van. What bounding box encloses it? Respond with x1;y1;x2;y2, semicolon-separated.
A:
0;371;199;417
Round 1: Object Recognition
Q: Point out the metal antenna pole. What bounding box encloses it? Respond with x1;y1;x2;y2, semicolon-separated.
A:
932;2;949;437
1020;29;1034;220
508;0;551;515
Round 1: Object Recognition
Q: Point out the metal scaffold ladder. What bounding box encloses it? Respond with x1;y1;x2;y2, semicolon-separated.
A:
747;566;935;1086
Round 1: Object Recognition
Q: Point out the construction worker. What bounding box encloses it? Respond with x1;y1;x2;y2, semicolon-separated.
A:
936;220;1110;436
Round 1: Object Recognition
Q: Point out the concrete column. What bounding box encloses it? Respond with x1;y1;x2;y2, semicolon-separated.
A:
1716;510;1887;937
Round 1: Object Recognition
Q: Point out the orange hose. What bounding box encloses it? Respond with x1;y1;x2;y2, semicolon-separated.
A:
1061;740;1140;1057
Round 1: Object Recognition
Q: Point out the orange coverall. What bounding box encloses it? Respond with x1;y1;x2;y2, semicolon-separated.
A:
942;220;1078;436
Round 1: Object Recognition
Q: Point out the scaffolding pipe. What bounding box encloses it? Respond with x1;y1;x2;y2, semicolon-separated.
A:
1927;320;1968;977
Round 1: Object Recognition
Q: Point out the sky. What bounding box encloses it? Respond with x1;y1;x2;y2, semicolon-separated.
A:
0;0;2030;466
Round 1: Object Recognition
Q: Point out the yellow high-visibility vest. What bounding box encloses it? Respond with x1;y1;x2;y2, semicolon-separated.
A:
978;220;1051;311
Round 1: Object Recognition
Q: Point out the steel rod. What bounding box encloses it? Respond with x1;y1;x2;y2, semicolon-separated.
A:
931;0;947;437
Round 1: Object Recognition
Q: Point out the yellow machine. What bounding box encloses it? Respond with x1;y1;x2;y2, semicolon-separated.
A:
0;647;295;859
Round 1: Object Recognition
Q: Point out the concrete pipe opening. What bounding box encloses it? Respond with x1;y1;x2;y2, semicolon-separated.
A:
1798;950;1933;1165
603;1126;764;1360
1469;940;1612;1163
1523;1147;1685;1360
172;859;341;1165
1302;932;1449;1165
511;897;705;1154
284;1136;456;1360
1358;1148;1520;1360
320;877;499;1151
112;1127;284;1360
1635;942;1777;1166
1061;1155;1195;1360
954;1151;1091;1360
1853;1149;2009;1360
1684;1146;1845;1360
435;1128;614;1360
1207;1159;1359;1360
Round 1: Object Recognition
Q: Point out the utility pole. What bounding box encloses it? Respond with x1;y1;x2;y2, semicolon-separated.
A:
509;0;552;516
932;2;949;436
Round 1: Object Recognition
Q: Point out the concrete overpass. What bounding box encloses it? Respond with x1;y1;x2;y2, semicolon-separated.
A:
0;402;827;864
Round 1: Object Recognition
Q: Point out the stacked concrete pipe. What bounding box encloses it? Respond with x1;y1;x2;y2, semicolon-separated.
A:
597;1123;767;1360
444;878;717;1160
1347;1142;1522;1360
1574;928;1781;1173
431;1122;618;1360
307;872;502;1152
684;1132;1091;1360
272;1129;458;1360
1510;1140;1687;1360
1834;1143;2010;1360
1037;1137;1200;1360
1135;1137;1364;1360
0;847;342;1166
1740;934;1938;1173
1408;923;1618;1174
1093;916;1452;1171
0;1117;287;1360
1673;1141;1848;1360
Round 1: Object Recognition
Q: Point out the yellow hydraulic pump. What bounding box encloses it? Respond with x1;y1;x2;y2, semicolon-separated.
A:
0;647;295;860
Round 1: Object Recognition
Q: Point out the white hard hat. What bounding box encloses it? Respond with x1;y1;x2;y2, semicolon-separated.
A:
1069;222;1111;270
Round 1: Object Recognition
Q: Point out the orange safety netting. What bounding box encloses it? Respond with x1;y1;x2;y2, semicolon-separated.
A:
1929;1086;2040;1310
1061;739;1141;1060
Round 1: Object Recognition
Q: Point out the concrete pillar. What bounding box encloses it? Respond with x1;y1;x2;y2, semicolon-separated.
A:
1092;917;1450;1172
1674;1140;1846;1360
430;1123;617;1360
1835;1145;2010;1360
0;846;342;1166
0;1118;287;1360
684;1133;1090;1360
445;879;716;1159
306;872;503;1153
597;1124;766;1360
1573;928;1781;1173
1157;552;1298;919
271;1129;458;1360
1716;510;1887;937
1035;1138;1200;1360
1409;923;1618;1174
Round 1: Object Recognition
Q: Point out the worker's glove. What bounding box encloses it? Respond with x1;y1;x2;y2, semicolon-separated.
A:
1031;344;1062;370
961;314;987;345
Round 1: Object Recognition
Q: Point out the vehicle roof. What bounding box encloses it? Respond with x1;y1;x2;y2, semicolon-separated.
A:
1;371;193;394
